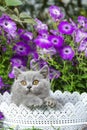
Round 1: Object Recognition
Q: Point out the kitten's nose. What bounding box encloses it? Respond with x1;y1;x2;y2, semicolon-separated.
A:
27;85;32;89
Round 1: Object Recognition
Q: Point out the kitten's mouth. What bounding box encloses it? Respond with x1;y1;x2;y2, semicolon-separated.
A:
25;88;31;94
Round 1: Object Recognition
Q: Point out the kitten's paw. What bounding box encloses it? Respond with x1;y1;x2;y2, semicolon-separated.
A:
25;98;43;107
33;99;43;107
44;97;57;108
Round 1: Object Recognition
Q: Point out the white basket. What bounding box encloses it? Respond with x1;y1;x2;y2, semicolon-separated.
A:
0;90;87;130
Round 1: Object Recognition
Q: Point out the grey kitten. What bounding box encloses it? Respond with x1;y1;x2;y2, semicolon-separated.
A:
11;65;62;109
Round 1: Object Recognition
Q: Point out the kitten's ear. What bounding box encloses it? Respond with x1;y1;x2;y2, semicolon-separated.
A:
40;65;49;78
13;67;22;79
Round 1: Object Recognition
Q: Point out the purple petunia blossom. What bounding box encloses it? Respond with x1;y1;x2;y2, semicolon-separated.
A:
6;32;18;44
13;42;30;56
78;16;86;27
58;21;74;35
49;67;60;80
48;35;64;49
34;36;52;49
8;70;15;79
0;112;4;120
0;14;17;35
34;18;48;32
59;46;75;60
17;28;24;35
38;30;49;39
48;5;64;21
74;29;87;43
10;55;28;67
20;31;33;41
78;38;87;57
78;39;87;52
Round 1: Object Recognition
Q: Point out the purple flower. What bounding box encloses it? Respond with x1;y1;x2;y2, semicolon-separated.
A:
17;28;24;35
34;36;52;49
49;5;64;21
34;18;48;32
49;67;60;80
38;30;49;39
10;55;28;67
78;16;86;27
78;38;87;57
48;35;64;49
59;46;75;60
0;14;17;35
32;51;39;59
0;112;4;120
20;31;33;41
74;29;87;43
13;42;30;56
6;32;18;44
78;39;87;52
58;21;74;35
8;71;15;79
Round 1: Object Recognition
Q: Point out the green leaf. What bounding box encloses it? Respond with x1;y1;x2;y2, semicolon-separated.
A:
10;14;21;22
14;8;19;16
0;6;6;12
77;83;85;88
20;12;31;19
24;18;36;25
5;0;22;6
81;74;87;79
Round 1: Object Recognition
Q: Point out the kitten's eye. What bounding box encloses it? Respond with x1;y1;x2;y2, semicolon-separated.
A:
21;80;27;86
33;80;39;85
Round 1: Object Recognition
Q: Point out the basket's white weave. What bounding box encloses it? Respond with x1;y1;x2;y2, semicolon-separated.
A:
0;90;87;130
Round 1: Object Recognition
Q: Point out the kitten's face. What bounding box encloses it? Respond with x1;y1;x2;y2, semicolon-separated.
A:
13;65;49;94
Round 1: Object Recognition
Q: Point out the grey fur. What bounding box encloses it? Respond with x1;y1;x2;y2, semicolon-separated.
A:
11;65;63;109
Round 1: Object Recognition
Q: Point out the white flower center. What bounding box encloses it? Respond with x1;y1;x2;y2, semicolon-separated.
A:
18;46;25;52
64;25;71;31
63;48;71;54
4;21;12;29
53;9;60;16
